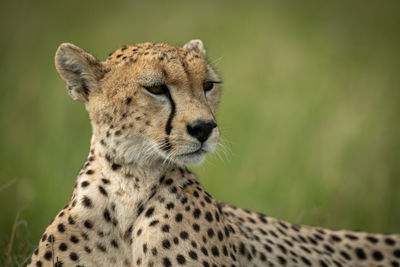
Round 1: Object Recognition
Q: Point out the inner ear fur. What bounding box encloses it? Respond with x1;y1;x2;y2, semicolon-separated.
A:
183;39;206;57
55;43;108;102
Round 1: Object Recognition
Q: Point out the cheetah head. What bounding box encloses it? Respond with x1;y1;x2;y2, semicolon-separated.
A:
55;40;221;167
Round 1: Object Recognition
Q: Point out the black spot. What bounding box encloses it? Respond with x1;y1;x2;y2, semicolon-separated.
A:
372;250;384;261
193;208;201;218
57;223;65;233
355;248;367;260
67;216;75;225
320;260;328;267
84;220;93;229
331;234;342;242
69;252;78;261
259;252;267;262
149;220;159;226
103;209;111;222
205;212;213;222
41;234;47;242
385;238;396;246
340;251;351;260
180;231;189;240
211;246;219;257
394;250;400;258
44;251;52;261
193;223;200;232
97;243;107;252
126;97;132;104
101;178;110;184
145;207;155;217
70;235;79;244
188;251;198;260
163;257;172;267
278;244;287;254
98;186;108;196
137;204;144;216
367;236;379;244
201;247;209;256
301;256;312;266
170;186;177;193
59;243;67;251
181;197;188;204
345;234;359;240
162;224;170;232
48;235;55;243
207;228;215;238
36;261;42;267
324;244;334;254
81;233;89;240
86;169;94;175
111;239;119;248
81;181;90;187
217;231;224;241
162;239;171;249
82;196;93;208
277;256;287;265
176;254;186;264
111;163;121;171
175;213;183;222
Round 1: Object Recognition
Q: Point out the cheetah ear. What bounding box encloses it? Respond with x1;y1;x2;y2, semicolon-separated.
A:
55;43;108;102
183;39;206;57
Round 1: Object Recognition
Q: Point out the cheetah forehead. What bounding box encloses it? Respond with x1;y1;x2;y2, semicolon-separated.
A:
106;42;204;66
103;42;220;91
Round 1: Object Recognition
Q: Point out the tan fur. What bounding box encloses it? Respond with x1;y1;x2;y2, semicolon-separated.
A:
29;41;400;267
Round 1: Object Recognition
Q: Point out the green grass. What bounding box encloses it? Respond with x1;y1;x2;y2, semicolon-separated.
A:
1;0;400;262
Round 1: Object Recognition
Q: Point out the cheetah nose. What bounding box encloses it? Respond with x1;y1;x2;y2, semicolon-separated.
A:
186;119;217;143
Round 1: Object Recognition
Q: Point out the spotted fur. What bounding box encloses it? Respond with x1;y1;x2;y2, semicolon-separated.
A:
28;40;400;267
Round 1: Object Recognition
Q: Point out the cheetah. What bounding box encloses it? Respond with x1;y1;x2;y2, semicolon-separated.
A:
29;40;400;267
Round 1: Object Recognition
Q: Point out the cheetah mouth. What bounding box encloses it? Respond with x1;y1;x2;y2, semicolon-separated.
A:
178;148;206;157
172;142;216;164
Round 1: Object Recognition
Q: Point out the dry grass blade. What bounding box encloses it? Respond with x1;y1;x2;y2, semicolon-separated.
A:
0;178;18;192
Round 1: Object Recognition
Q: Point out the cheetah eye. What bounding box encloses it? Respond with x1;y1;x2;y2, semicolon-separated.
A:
203;81;214;92
203;81;221;93
143;84;168;95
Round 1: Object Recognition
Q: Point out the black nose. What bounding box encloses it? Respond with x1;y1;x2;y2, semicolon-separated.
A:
187;120;217;143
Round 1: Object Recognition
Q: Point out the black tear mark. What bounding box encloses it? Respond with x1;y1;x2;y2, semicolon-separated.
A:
164;88;175;135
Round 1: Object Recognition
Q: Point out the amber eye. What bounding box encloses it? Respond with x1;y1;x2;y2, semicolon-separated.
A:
144;84;168;95
203;81;215;92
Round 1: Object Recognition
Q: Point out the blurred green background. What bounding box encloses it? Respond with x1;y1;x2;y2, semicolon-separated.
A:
1;0;400;262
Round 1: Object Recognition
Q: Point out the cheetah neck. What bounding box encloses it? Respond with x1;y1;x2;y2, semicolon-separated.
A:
72;135;184;233
89;134;176;184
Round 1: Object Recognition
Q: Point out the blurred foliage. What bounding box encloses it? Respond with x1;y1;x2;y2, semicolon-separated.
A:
1;0;399;254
